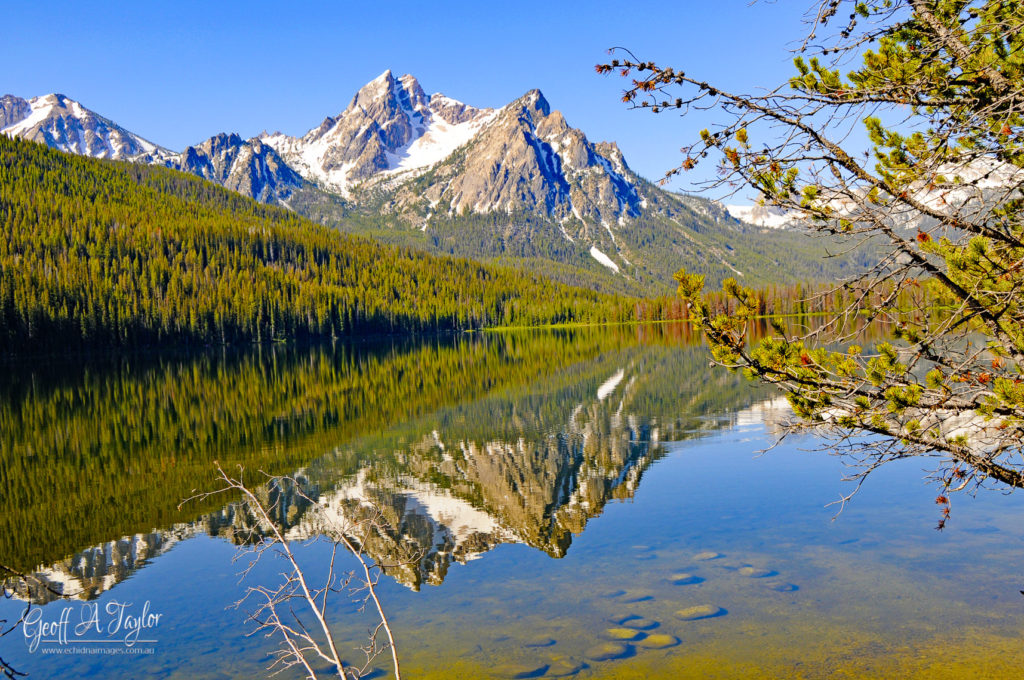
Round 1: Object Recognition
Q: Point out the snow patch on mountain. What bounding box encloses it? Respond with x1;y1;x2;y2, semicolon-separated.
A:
590;246;619;272
385;107;498;173
261;130;359;196
728;159;1024;232
1;96;54;136
727;204;801;229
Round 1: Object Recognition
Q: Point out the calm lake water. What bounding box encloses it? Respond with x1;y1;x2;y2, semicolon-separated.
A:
1;325;1022;679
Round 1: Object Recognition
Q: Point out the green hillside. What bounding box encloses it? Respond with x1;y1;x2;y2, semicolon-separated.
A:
292;177;874;297
0;137;637;351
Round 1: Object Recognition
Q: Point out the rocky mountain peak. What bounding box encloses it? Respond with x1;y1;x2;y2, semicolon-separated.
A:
0;94;31;129
260;71;498;195
511;88;551;119
429;92;483;125
347;71;428;120
0;92;174;163
306;114;337;139
397;73;429;111
593;141;629;173
352;69;396;108
208;131;244;149
390;84;642;235
180;132;305;204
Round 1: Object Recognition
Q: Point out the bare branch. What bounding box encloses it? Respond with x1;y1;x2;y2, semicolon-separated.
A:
180;464;402;680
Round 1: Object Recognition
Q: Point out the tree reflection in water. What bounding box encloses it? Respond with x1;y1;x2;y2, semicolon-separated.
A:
1;322;794;599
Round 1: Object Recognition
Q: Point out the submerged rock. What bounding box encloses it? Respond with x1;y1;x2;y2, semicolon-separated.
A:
670;572;704;586
603;627;646;642
738;566;776;578
630;544;657;559
585;641;634;661
676;604;726;621
546;658;587;677
637;633;680;649
766;582;799;592
693;551;722;561
612;615;659;631
617;590;655;604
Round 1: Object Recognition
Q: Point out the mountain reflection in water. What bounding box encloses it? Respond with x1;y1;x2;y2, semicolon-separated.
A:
1;323;775;600
3;321;1021;680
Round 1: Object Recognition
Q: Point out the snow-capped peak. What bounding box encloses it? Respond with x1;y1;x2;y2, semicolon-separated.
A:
1;93;174;162
354;69;397;104
260;71;497;196
370;68;392;85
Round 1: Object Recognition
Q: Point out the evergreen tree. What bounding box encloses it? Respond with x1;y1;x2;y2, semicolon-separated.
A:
601;0;1024;518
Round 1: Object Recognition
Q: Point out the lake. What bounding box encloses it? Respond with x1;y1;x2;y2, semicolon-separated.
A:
1;325;1021;679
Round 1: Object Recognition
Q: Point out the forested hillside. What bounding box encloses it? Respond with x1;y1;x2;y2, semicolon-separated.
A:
3;85;875;298
0;137;637;351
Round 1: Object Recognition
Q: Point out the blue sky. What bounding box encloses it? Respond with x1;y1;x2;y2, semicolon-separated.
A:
4;1;811;199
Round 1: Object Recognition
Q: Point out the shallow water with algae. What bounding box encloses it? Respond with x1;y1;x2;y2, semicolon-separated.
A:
1;325;1021;678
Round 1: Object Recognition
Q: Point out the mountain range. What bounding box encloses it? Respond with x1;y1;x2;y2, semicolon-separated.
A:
1;74;870;294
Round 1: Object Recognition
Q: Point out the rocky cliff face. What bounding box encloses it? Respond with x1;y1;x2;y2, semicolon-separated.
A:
180;133;306;204
0;95;32;129
393;89;641;227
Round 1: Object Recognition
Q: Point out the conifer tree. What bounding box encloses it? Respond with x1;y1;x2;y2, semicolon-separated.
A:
600;0;1024;519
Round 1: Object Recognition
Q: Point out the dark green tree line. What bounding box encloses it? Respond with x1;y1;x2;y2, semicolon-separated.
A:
0;136;637;351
